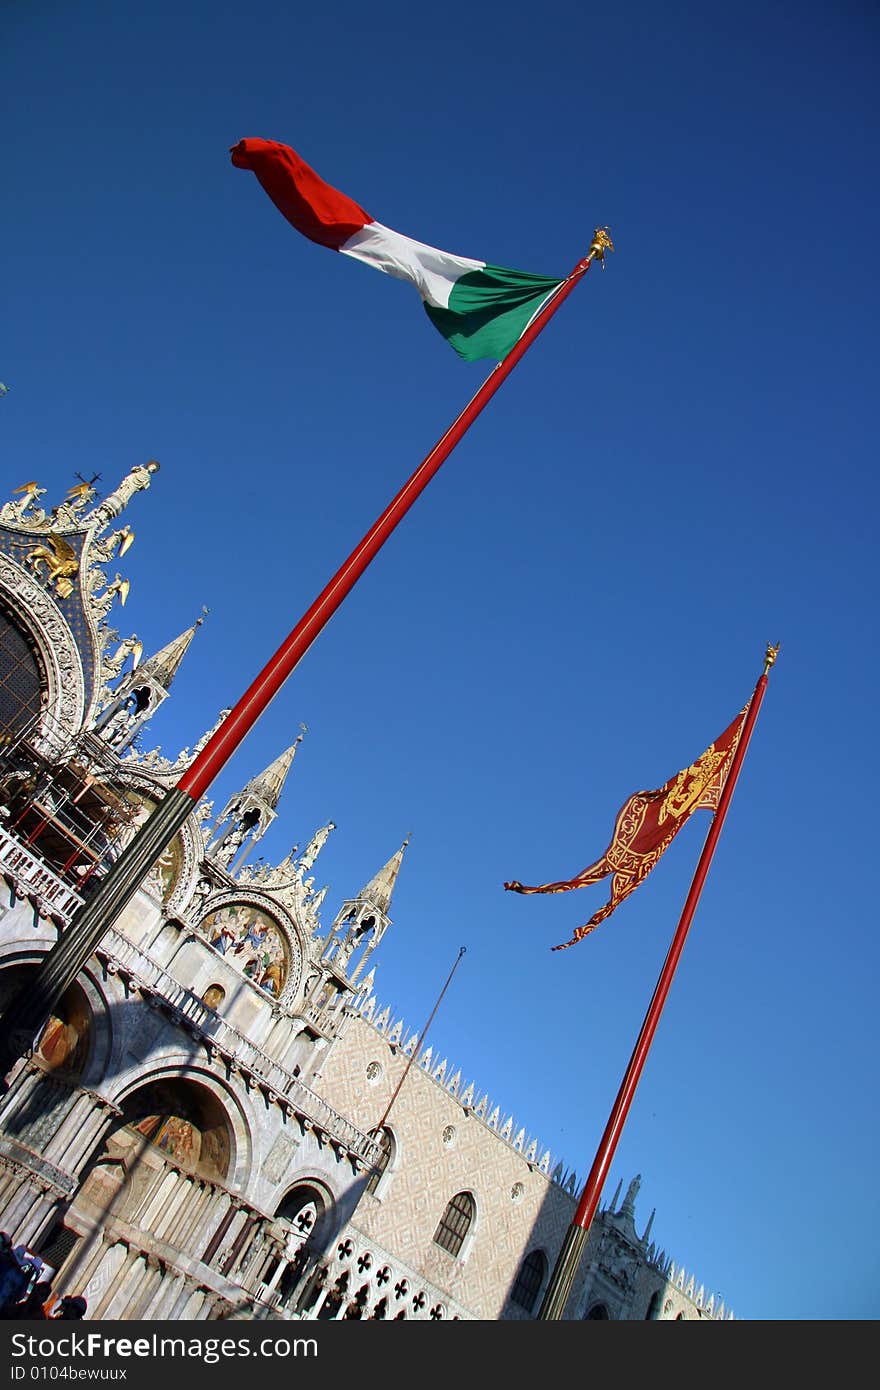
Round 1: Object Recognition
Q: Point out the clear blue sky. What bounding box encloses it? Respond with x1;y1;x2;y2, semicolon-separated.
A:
4;0;878;1320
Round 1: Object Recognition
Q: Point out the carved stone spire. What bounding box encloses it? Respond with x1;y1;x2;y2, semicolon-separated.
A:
83;460;160;533
206;734;303;871
191;707;232;758
136;614;204;691
327;838;410;984
356;837;409;917
298;818;335;873
618;1173;641;1232
94;616;204;752
241;733;304;811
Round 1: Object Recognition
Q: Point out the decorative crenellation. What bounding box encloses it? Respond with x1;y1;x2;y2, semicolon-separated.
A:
352;993;563;1182
649;1252;735;1319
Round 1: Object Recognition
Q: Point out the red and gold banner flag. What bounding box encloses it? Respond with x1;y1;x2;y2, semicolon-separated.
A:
504;706;748;950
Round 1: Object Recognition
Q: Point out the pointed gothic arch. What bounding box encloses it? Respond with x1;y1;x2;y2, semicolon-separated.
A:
585;1302;610;1319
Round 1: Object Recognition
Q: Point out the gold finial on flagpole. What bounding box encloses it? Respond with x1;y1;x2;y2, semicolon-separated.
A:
763;642;781;675
587;227;615;268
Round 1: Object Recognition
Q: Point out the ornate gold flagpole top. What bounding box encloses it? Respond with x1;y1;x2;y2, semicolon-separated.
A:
588;226;615;268
763;641;781;676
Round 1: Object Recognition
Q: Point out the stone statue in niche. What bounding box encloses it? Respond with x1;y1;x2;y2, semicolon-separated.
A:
189;877;214;919
298;822;336;874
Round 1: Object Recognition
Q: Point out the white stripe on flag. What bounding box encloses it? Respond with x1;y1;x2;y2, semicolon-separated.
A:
340;221;485;308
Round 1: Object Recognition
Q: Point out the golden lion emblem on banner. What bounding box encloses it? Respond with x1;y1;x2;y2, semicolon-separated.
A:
658;746;728;824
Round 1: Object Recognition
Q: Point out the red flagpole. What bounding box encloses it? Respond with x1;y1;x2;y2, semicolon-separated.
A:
0;230;613;1077
537;644;779;1320
180;230;613;800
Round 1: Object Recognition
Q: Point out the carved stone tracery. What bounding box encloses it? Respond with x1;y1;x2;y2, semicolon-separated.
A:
0;551;86;750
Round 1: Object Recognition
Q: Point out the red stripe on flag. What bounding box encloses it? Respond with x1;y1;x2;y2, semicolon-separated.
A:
230;138;371;249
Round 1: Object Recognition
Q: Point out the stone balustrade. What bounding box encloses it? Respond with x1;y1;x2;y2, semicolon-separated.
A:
0;822;84;920
98;926;380;1167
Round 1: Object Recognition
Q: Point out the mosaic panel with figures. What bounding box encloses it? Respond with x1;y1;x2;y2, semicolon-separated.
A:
201;903;288;998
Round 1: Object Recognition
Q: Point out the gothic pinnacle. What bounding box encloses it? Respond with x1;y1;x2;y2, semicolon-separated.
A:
242;731;304;811
137;612;206;691
356;837;409;917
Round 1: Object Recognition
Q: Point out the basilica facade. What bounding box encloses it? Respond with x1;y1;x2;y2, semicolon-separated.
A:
0;465;733;1322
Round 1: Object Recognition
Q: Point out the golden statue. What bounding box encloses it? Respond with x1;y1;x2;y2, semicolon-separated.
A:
65;481;97;507
588;226;615;267
764;642;781;675
0;481;47;526
102;635;144;680
105;574;130;607
25;533;79;599
14;481;44;502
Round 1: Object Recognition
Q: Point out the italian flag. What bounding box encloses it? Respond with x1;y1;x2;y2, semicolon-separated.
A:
231;138;565;363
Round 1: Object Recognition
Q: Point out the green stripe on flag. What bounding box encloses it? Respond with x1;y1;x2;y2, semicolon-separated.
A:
424;264;564;362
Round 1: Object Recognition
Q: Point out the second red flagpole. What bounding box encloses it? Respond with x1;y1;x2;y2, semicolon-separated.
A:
537;644;778;1320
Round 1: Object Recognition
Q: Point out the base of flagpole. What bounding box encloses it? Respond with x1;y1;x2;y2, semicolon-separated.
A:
537;1222;589;1320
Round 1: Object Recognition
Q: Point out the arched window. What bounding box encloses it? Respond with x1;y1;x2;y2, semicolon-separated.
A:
511;1249;547;1313
645;1290;661;1320
201;984;225;1010
585;1302;610;1319
274;1182;329;1249
116;1078;232;1181
36;982;92;1076
432;1191;475;1258
365;1127;394;1196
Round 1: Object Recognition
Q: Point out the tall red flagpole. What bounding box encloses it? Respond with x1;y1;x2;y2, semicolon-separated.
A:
537;643;779;1320
0;230;613;1077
